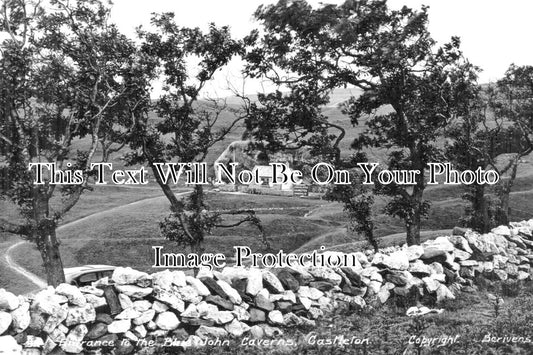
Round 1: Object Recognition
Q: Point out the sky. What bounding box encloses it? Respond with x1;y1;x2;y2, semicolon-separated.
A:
110;0;533;97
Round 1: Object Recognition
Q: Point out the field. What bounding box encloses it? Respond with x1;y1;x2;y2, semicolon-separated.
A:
2;88;533;295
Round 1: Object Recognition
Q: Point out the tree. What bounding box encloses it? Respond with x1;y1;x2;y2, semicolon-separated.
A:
0;0;142;285
126;13;269;265
245;0;478;245
447;65;533;231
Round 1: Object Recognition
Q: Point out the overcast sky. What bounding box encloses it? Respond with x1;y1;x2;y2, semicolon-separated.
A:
110;0;533;97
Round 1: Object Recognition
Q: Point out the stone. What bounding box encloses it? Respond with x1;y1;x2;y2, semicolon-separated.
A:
108;319;131;333
268;310;284;325
151;300;169;313
284;266;314;285
276;301;293;313
372;251;409;270
79;286;104;297
307;267;342;285
133;309;156;325
28;312;46;334
262;271;284;293
96;313;114;324
405;245;425;261
0;311;11;335
11;301;30;333
116;308;141;320
340;267;363;286
118;294;133;309
492;269;508;281
436;284;455;303
200;277;229;299
422;277;440;293
216;280;242;304
55;283;86;307
225;319;250;337
309;281;335;292
185;276;211;296
86;323;108;339
385;270;412;286
454;249;472;261
205;295;234;311
298;286;324;300
408;260;432;276
132;300;151;313
246;269;264;296
276;270;300;292
65;304;96;326
155;312;180;331
153;289;185;312
492;225;511;236
0;335;22;353
112;267;149;285
42;303;68;333
181;304;199;318
176;285;202;304
342;284;367;297
0;289;20;311
421;237;455;259
249;325;264;338
196;325;228;339
255;294;274;311
134;325;147;339
269;290;297;303
171;271;187;287
61;324;87;353
115;285;153;299
307;307;324;320
248;308;266;323
229;306;248;323
84;294;107;309
259;324;283;337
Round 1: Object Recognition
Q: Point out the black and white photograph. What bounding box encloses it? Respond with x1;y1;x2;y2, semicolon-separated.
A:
1;0;533;354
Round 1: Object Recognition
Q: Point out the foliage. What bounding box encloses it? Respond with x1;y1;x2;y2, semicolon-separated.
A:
245;0;479;245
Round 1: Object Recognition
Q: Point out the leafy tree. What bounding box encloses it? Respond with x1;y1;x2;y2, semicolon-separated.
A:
447;65;533;231
245;0;478;245
126;14;269;264
0;0;142;285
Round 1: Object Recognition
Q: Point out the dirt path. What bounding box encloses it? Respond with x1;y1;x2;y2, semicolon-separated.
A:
4;191;192;290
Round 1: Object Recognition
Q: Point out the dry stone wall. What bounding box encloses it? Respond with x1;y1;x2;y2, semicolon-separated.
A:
1;220;533;354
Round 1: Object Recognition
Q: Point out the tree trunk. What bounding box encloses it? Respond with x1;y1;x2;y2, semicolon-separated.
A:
406;206;421;246
35;223;66;286
471;184;490;232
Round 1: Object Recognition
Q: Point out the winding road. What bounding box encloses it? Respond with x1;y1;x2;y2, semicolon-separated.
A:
3;191;192;291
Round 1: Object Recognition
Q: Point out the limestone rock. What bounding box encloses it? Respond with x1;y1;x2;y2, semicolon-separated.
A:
298;286;324;300
11;301;30;333
372;251;409;270
262;271;284;293
65;304;96;326
0;311;12;335
185;276;211;296
115;285;153;299
196;325;228;339
55;283;86;307
275;270;300;292
216;280;242;304
307;267;342;285
108;319;131;333
225;319;250;337
421;237;455;259
246;269;263;296
0;335;22;353
267;310;284;325
0;289;20;311
112;267;149;285
61;324;87;353
155;312;180;331
133;309;156;325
